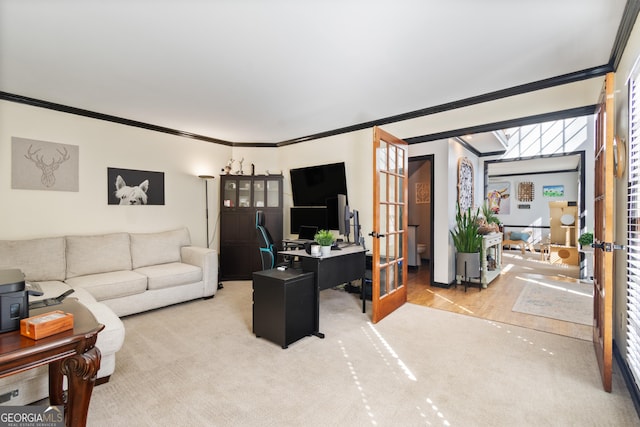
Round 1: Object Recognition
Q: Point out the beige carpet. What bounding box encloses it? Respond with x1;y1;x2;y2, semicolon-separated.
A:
512;276;593;325
87;280;637;426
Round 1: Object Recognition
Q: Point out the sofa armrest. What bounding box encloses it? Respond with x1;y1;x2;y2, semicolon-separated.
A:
181;246;218;297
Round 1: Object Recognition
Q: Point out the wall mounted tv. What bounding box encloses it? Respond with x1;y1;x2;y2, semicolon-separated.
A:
289;162;348;207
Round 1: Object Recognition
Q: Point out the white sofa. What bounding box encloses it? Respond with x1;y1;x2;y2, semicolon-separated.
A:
0;227;218;405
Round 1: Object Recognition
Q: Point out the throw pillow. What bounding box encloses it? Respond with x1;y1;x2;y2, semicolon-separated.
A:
509;231;530;241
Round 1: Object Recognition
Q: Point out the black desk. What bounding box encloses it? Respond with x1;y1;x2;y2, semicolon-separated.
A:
281;245;367;338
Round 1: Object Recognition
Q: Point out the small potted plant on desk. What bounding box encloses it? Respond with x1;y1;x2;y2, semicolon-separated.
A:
450;203;483;290
314;229;335;257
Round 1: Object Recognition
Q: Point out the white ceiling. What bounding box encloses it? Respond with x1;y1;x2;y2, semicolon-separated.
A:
0;0;630;144
487;154;582;177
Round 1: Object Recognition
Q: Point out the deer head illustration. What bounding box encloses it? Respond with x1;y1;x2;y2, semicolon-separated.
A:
24;144;71;188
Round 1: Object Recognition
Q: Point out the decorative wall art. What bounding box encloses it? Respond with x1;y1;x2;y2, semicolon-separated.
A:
457;157;474;210
11;137;79;192
543;185;564;197
415;182;430;204
107;167;165;205
486;181;511;215
517;181;535;202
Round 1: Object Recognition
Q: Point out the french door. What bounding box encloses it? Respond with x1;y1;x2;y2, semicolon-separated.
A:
593;72;615;392
371;126;408;323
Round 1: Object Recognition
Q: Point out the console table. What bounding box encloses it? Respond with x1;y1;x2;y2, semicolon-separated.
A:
0;299;103;427
481;232;503;287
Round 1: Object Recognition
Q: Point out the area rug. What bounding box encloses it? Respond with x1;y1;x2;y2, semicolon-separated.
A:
511;276;593;325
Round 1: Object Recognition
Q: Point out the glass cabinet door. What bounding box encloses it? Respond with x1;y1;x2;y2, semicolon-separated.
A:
223;180;237;208
253;180;265;208
266;179;280;207
238;179;252;208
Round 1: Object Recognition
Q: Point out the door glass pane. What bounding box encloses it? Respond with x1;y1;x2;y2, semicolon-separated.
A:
239;179;251;207
388;233;396;261
377;148;387;172
267;180;280;207
389;203;396;233
388;262;396;291
380;265;388;296
253;180;265;208
380;172;388;203
389;145;397;173
398;176;404;203
389;175;396;205
223;180;237;208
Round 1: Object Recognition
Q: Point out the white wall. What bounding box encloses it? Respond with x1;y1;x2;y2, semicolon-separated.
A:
488;171;580;240
0;67;608;288
408;139;449;283
0;101;232;249
276;129;372;242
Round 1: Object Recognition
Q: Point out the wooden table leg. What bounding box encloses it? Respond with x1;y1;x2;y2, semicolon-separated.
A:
48;360;65;406
61;346;102;427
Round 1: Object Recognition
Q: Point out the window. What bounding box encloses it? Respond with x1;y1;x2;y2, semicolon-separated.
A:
502;117;590;158
627;67;640;388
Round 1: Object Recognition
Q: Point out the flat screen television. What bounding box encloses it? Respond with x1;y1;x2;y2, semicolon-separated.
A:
290;162;348;207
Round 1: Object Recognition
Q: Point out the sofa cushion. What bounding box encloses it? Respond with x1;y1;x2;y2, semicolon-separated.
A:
130;228;191;269
65;270;147;301
0;237;66;281
66;233;132;279
134;262;202;290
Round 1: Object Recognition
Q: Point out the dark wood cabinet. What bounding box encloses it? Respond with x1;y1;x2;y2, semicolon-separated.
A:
219;175;283;280
252;269;315;348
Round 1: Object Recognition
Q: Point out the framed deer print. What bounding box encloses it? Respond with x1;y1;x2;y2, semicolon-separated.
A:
11;137;79;191
457;157;474;210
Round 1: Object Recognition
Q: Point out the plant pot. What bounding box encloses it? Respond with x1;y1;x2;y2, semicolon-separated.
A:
320;245;332;256
456;252;481;279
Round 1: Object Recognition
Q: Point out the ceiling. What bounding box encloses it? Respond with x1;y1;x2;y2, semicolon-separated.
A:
486;153;582;177
0;0;631;146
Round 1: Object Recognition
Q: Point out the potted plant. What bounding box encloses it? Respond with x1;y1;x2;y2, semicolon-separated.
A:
314;229;335;256
578;231;593;250
450;203;483;281
481;199;501;233
578;231;594;281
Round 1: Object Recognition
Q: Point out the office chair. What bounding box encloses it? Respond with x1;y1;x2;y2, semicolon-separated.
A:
256;210;278;270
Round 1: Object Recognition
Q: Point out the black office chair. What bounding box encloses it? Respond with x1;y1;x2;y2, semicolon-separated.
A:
256;210;278;270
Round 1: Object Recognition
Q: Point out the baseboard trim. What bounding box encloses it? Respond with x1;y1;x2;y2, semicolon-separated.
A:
431;281;453;289
613;340;640;419
95;375;111;386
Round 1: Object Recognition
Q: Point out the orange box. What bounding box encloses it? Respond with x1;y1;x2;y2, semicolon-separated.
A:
20;310;74;340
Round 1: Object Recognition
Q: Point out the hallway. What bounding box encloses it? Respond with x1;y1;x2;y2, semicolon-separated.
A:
407;249;591;340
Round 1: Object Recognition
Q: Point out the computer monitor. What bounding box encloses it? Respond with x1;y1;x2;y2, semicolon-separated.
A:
337;194;351;241
352;209;361;246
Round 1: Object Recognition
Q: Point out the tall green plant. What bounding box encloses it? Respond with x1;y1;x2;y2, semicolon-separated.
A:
450;203;482;253
481;200;500;225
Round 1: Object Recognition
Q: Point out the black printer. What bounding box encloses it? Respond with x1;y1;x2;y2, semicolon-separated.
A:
0;269;29;333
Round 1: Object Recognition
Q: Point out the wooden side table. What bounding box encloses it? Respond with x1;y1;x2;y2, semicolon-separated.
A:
0;298;103;427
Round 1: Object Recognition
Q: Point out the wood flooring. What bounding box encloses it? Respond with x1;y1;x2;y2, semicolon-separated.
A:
406;250;592;341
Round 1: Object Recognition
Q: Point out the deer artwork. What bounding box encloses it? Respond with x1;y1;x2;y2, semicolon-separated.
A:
24;144;71;188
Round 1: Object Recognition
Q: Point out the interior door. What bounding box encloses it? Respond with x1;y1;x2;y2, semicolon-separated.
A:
593;72;615;392
371;126;408;323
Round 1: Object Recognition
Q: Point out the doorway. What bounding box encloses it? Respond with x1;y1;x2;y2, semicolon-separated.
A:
407;155;434;285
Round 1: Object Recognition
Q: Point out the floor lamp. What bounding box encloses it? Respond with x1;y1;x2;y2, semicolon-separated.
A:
198;175;215;248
